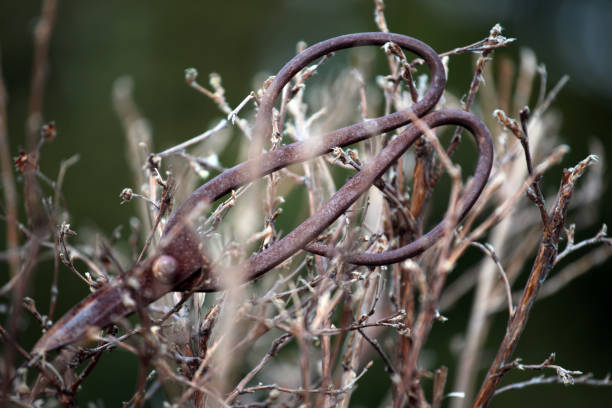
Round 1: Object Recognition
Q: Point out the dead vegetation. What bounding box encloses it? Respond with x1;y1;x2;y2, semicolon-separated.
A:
1;1;611;407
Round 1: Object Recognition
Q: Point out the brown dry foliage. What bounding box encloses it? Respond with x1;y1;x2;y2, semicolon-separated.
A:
1;1;611;407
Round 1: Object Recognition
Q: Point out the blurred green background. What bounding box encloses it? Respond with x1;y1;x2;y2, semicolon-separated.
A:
1;0;611;406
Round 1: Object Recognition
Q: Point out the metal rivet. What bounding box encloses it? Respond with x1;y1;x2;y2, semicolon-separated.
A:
152;255;178;284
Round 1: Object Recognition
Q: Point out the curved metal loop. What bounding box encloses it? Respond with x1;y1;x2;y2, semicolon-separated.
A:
164;32;454;286
34;33;494;353
248;32;446;157
216;110;493;287
303;109;493;266
165;32;446;231
175;33;492;284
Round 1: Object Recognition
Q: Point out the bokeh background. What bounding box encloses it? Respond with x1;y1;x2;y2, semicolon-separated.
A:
1;0;611;406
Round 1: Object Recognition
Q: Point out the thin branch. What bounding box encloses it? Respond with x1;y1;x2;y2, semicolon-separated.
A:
470;242;514;316
0;50;19;279
357;328;397;376
155;119;228;158
136;177;174;263
446;24;505;158
225;334;292;404
409;25;515;69
239;361;374;396
432;366;448;408
555;223;610;265
25;0;58;150
494;373;612;396
531;75;570;119
473;155;599;408
493;108;549;225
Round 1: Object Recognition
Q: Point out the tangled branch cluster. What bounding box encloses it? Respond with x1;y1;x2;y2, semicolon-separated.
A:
1;1;611;407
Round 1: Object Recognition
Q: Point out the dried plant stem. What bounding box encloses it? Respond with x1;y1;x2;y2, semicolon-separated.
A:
447;24;503;158
494;108;548;224
401;182;462;404
470;242;514;316
225;334;292;404
409;25;514;69
452;217;512;408
25;0;58;150
6;6;608;405
374;0;389;33
68;348;103;395
532;75;569;120
554;223;610;266
49;155;80;319
0;323;71;405
432;366;448;408
452;139;567;407
2;3;59;399
473;156;597;407
238;361;372;396
494;373;612;395
393;109;464;405
136;179;173;263
155;120;228;158
489;240;612;313
3;235;43;400
186;70;252;139
112;77;154;240
0;52;19;279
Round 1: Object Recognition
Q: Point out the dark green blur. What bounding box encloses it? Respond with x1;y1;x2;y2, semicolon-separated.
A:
1;0;611;406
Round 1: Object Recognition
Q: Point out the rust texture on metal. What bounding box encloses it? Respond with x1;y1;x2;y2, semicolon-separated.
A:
34;32;494;353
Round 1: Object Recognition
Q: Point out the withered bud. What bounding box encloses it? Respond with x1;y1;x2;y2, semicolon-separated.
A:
22;297;36;311
296;40;307;53
41;121;57;141
262;76;275;91
489;23;503;38
147;154;161;171
14;151;38;173
184;67;198;85
348;149;362;166
209;72;222;90
383;41;405;62
60;222;77;237
120;188;133;203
